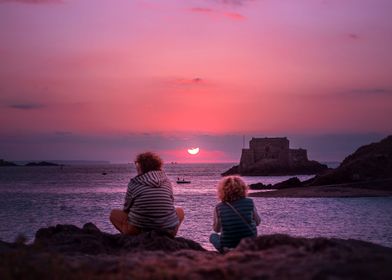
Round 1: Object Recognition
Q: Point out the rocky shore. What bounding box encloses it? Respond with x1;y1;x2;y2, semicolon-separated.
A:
1;223;392;279
250;136;392;198
250;182;392;198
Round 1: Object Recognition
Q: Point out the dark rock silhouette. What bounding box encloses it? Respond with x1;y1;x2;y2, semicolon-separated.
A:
0;159;18;166
222;137;328;176
1;223;392;279
249;177;303;190
307;135;392;188
249;181;272;190
25;161;60;167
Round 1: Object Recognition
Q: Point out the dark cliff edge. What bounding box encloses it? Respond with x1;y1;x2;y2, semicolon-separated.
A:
1;223;392;279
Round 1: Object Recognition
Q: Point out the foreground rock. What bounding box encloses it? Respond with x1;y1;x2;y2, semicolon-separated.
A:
222;137;328;176
33;223;204;254
1;223;392;279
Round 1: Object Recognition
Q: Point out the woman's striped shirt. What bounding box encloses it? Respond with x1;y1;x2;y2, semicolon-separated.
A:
123;170;179;230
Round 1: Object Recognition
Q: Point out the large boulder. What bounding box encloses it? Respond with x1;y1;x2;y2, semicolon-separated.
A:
33;223;205;254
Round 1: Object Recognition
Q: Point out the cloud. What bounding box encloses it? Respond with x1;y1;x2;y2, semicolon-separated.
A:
169;77;205;86
7;102;46;110
213;0;255;6
347;33;360;40
191;7;214;14
0;0;62;4
190;7;246;21
224;12;245;20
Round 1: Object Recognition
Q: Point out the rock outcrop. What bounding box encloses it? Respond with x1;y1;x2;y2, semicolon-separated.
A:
0;159;18;166
25;161;60;166
1;223;392;279
307;135;392;188
249;177;303;190
222;137;328;176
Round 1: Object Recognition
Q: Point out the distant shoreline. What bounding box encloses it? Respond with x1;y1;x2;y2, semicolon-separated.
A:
249;184;392;198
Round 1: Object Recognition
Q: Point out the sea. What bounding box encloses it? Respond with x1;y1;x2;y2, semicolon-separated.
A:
1;163;392;250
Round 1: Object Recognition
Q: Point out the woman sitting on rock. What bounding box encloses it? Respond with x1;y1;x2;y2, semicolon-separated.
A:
210;176;261;252
110;152;184;237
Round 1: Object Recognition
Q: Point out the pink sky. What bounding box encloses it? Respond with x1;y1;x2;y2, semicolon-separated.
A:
0;0;391;162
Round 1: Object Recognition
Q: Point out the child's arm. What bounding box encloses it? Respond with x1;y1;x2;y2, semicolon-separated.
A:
213;207;221;232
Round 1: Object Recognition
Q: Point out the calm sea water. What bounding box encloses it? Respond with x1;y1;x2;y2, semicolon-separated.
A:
0;163;391;250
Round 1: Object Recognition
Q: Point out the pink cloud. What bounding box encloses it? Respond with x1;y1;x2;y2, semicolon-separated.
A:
347;33;360;40
190;7;246;21
0;0;63;4
214;0;255;6
190;7;214;14
224;12;245;20
168;77;205;86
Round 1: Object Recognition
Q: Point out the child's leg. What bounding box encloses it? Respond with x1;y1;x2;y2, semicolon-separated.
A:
109;209;141;235
209;233;222;252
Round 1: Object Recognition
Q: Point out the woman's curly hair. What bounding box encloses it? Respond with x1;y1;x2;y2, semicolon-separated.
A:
135;152;163;174
217;176;248;202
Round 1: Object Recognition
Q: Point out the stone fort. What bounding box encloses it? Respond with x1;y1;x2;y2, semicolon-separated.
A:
240;137;308;170
222;137;327;176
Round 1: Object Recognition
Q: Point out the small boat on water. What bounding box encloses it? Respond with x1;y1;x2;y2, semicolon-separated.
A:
176;178;191;184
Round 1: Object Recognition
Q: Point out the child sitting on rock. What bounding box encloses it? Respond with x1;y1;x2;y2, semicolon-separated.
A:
210;176;261;252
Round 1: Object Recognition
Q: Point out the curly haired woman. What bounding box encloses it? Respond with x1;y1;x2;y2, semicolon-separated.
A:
210;176;261;252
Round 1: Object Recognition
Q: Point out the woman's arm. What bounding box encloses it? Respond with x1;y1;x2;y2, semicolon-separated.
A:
123;184;134;213
212;207;221;232
253;205;261;226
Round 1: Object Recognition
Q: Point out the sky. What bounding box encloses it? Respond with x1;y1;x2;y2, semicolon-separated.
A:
0;0;391;163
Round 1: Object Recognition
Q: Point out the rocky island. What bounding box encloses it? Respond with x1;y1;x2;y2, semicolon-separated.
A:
250;135;392;198
1;223;392;279
0;160;61;167
222;137;328;176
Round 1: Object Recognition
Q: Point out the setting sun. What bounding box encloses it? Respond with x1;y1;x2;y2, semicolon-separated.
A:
187;147;200;155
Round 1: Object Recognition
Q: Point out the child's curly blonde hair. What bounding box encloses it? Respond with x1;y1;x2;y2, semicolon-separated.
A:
217;176;248;202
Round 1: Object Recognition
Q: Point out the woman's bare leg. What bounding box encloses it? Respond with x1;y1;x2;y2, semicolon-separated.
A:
109;209;141;235
172;207;185;236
